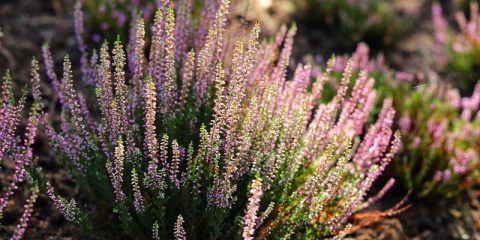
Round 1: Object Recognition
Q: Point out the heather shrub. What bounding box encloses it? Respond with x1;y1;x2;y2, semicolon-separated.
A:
328;43;480;198
40;1;402;239
433;1;480;94
0;59;43;239
295;0;410;49
387;80;480;198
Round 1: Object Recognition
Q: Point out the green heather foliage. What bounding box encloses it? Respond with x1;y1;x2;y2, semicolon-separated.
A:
38;1;401;239
295;0;410;49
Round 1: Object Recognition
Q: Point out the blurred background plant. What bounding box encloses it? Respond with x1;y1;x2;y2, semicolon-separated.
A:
83;0;157;43
321;43;480;199
294;0;412;51
433;1;480;95
381;77;480;198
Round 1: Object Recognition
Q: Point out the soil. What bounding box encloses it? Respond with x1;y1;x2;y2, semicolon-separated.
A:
0;0;479;239
0;0;83;239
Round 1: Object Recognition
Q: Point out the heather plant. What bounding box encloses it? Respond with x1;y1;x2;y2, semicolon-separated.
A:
295;0;410;50
40;1;403;239
0;59;43;239
326;43;480;198
433;1;480;94
387;80;480;198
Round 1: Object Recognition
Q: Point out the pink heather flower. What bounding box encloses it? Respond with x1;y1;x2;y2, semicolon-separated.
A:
443;169;451;182
73;0;90;83
132;18;146;105
450;149;474;175
453;40;467;53
399;114;412;133
11;185;39;240
363;178;395;208
170;140;182;189
42;44;63;103
395;71;414;82
413;136;422;147
46;183;78;222
174;215;186;240
131;168;144;212
446;88;462;108
144;77;158;161
427;119;447;147
432;2;447;45
113;138;125;201
434;170;443;182
243;177;263;240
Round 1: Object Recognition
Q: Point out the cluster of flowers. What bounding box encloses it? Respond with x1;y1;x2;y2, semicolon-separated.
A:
0;58;42;239
393;80;480;197
344;43;480;198
432;1;480;93
296;0;410;49
38;0;402;239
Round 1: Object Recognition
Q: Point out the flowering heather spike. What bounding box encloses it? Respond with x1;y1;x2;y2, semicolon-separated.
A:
178;49;195;112
150;9;165;92
74;0;89;82
333;58;354;107
144;77;160;187
29;58;40;101
46;183;80;223
112;137;125;201
213;0;230;59
132;18;146;104
160;5;177;115
206;61;226;162
112;38;131;145
11;184;39;240
131;168;144;212
243;177;263;240
160;134;169;168
194;0;231;108
195;27;215;107
153;221;160;240
222;39;246;174
256;202;274;230
1;69;12;105
363;178;396;208
25;59;42;150
195;0;218;51
271;24;296;84
244;22;261;77
42;44;63;103
174;215;186;240
171;139;181;189
174;0;192;62
98;41;116;140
